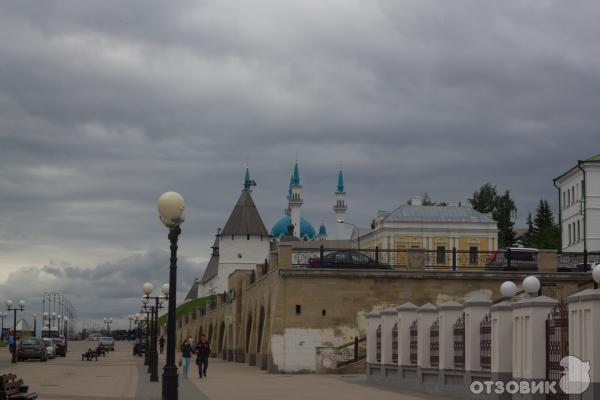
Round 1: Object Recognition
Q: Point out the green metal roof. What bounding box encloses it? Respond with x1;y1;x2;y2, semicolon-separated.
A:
585;153;600;162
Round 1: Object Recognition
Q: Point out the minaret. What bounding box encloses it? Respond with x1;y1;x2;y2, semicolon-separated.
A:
243;166;255;192
333;170;347;239
288;160;303;238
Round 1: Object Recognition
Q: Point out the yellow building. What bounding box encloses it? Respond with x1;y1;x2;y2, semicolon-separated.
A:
354;196;499;268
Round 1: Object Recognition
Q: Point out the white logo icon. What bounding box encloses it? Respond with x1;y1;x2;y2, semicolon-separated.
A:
559;356;590;395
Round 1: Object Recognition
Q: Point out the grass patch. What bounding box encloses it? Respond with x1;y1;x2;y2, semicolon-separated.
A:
157;296;211;327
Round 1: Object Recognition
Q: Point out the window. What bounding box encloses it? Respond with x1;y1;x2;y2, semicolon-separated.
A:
577;220;581;242
247;234;250;240
568;190;571;206
322;309;326;316
563;191;566;208
469;246;478;265
436;246;446;264
295;305;301;315
351;252;369;264
237;253;242;258
572;187;575;204
568;224;572;245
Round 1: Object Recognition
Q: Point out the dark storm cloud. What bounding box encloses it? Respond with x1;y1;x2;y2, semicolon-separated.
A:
0;250;202;329
1;1;600;318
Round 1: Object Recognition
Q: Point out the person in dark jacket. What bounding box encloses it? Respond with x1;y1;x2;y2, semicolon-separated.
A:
159;336;165;354
195;335;211;378
181;339;193;378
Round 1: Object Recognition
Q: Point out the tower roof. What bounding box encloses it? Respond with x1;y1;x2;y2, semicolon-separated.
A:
291;160;300;187
337;170;344;193
200;235;220;284
184;278;200;300
221;190;269;236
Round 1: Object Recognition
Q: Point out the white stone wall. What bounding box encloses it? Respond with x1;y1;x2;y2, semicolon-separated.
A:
558;163;600;252
218;235;270;266
270;328;324;372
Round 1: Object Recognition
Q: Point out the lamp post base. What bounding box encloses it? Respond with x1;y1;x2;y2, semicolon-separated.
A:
162;365;178;400
150;349;159;382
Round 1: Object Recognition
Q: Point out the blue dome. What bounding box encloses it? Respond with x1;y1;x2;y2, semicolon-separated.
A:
271;216;316;240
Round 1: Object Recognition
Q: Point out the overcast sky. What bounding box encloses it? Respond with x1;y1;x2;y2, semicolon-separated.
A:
1;0;599;328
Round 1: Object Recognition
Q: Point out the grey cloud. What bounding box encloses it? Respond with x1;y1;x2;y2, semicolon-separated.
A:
0;1;599;318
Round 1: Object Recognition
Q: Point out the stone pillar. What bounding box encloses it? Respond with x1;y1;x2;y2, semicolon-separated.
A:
397;303;418;366
417;303;438;369
567;288;600;400
407;249;425;270
366;310;381;365
278;243;293;268
381;308;398;366
464;297;492;372
490;300;514;400
438;300;463;371
537;250;557;273
512;295;557;400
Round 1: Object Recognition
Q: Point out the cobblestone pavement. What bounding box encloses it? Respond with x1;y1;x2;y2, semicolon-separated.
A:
0;341;452;400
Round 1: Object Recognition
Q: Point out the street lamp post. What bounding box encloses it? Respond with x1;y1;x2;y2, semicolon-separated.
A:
336;219;360;249
141;283;167;382
103;318;113;335
5;299;26;363
128;315;134;340
64;317;69;348
0;312;7;342
157;191;185;400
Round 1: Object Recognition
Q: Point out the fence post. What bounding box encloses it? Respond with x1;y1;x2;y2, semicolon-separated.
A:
366;311;381;366
452;247;457;271
437;301;463;371
381;308;398;366
375;246;379;264
463;297;492;374
397;303;418;367
417;303;438;369
584;248;588;271
354;336;359;362
506;247;511;269
567;288;600;399
319;245;324;263
490;299;514;399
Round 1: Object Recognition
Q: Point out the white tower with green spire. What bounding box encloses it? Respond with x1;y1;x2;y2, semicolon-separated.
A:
289;161;303;238
333;170;347;239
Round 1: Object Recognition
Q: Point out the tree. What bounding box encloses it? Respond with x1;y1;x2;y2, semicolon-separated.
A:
469;183;497;214
521;213;534;247
530;199;560;250
421;192;447;206
469;183;517;248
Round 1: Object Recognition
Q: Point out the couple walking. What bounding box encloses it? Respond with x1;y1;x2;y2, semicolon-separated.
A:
180;335;211;379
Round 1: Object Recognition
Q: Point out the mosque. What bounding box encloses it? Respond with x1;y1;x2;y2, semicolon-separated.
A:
188;161;348;299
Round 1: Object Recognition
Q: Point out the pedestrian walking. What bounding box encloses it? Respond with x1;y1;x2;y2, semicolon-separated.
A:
159;335;165;354
7;332;14;355
195;334;211;378
180;339;193;379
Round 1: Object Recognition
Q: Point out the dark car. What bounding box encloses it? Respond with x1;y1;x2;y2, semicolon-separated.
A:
17;337;48;362
486;248;538;271
309;251;390;269
558;262;599;273
51;338;67;357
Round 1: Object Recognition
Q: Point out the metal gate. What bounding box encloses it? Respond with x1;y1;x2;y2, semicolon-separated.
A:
546;300;568;400
430;319;439;368
453;312;465;370
480;313;491;371
392;323;398;364
409;319;418;366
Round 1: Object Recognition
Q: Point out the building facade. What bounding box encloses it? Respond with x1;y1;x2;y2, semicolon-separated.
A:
355;196;498;267
554;154;600;253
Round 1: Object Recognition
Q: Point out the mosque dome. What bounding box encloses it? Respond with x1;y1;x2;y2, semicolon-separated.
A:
271;216;316;240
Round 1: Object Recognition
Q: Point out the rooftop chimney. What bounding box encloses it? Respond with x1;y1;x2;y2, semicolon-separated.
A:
409;196;423;206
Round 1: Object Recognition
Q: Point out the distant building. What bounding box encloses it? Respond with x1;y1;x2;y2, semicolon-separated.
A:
553;153;600;253
355;195;498;267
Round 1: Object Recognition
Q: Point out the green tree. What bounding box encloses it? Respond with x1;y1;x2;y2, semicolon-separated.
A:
421;192;447;206
530;199;560;250
521;213;534;247
469;183;517;248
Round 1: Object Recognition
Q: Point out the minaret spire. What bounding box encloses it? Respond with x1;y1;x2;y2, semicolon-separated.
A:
243;165;255;192
333;169;347;239
288;160;303;238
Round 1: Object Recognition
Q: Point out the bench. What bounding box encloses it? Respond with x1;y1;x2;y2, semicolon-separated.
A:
81;349;98;361
0;374;38;400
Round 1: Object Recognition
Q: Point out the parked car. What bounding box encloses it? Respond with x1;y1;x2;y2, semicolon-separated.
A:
100;337;115;351
308;251;390;269
558;261;600;273
17;337;48;362
51;338;67;357
42;338;56;359
486;248;538;271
